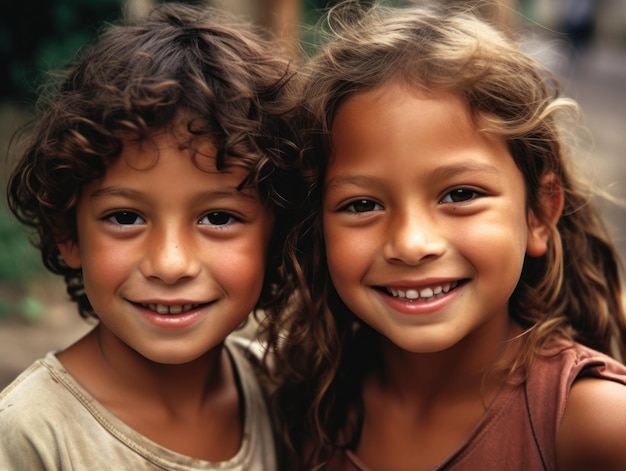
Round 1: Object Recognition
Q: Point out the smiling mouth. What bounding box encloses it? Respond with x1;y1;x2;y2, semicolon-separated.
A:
139;303;205;315
382;281;460;302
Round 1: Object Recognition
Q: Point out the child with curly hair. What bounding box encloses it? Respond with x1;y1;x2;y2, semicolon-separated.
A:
2;3;298;470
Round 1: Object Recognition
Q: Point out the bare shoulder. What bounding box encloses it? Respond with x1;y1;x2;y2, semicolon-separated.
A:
556;377;626;470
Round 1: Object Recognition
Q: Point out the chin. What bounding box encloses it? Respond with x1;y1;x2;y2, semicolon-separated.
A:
138;345;213;366
385;332;463;355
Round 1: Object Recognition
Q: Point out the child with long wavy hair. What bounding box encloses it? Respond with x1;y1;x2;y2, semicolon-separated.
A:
269;2;626;470
2;3;298;470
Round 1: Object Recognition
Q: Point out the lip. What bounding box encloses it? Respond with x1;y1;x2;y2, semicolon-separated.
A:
375;279;466;315
386;280;459;300
132;300;213;329
139;301;204;315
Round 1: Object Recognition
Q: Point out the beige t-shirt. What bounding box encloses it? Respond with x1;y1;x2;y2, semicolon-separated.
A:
0;335;277;470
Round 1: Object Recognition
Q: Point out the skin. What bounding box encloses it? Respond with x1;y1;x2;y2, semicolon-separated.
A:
557;378;626;470
56;128;273;460
322;82;555;470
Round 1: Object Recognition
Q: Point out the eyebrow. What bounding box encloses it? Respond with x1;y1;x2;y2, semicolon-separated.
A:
89;187;257;202
324;174;377;192
325;162;502;191
430;162;502;181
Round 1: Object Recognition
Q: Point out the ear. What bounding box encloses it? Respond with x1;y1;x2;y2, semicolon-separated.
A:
526;173;564;257
57;241;82;269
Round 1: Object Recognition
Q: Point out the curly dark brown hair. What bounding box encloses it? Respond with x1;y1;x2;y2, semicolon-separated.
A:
7;2;300;320
268;2;626;468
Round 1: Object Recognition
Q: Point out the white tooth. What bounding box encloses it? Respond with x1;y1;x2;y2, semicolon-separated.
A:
420;287;434;298
433;286;442;295
406;289;419;300
442;283;451;293
183;304;192;311
397;289;406;298
389;288;398;297
169;305;182;314
156;304;169;315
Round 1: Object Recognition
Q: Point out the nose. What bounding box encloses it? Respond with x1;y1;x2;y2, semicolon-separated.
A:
383;211;446;265
141;224;201;284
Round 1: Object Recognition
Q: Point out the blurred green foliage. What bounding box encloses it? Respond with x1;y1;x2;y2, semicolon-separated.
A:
0;205;43;284
0;203;47;321
0;0;124;103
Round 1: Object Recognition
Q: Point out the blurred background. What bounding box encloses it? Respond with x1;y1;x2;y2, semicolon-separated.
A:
1;0;625;389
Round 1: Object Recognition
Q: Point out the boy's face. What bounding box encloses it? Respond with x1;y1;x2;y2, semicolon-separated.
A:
322;82;551;356
58;131;272;365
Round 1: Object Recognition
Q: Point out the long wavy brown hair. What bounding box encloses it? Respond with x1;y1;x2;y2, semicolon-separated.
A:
267;2;626;468
7;3;300;321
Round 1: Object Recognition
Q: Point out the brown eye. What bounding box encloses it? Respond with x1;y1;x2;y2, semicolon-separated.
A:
200;211;236;226
441;188;479;204
108;211;143;225
344;199;383;213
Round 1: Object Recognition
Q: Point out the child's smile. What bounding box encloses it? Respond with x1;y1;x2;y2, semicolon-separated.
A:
58;129;273;364
137;301;207;315
373;277;467;318
132;300;215;329
382;280;460;301
323;82;550;354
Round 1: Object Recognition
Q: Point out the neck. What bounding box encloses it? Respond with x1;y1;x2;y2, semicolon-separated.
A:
59;325;231;413
58;325;244;461
374;318;521;406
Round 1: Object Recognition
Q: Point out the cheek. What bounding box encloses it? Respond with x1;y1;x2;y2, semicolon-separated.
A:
324;224;370;288
458;217;528;275
323;223;344;273
81;247;133;298
219;234;271;294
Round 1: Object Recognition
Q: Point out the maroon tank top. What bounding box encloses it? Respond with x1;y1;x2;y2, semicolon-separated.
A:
333;339;626;470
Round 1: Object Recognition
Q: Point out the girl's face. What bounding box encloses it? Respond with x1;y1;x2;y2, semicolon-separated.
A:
58;131;273;365
322;82;550;354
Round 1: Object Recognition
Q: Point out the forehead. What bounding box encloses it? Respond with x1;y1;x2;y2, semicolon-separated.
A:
329;83;475;158
333;82;467;128
83;130;259;202
326;82;518;185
